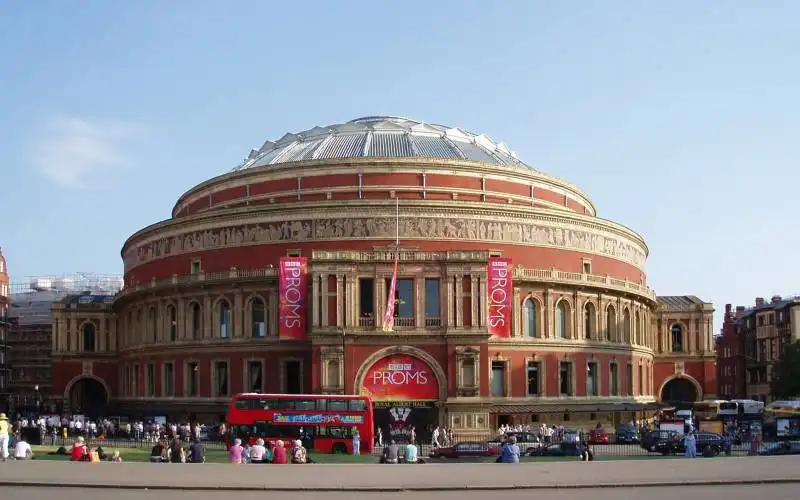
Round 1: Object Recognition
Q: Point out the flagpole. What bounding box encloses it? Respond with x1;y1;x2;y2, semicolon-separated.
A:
395;196;399;246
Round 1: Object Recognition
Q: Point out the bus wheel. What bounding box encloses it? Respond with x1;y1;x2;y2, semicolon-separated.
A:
332;443;347;454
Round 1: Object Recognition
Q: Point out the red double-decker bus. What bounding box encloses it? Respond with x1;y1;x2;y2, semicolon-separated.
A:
226;393;374;454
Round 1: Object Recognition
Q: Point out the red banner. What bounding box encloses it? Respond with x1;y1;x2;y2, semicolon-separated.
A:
278;256;308;340
487;257;512;338
360;354;439;401
382;256;399;332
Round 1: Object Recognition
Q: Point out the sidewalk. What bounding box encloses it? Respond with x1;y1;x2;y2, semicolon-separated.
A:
0;456;798;491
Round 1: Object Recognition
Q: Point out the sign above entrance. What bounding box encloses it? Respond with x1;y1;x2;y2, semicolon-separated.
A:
487;257;512;338
278;256;308;340
361;354;439;401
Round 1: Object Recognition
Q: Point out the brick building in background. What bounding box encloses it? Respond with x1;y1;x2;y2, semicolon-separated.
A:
0;248;10;412
48;116;716;431
716;296;800;402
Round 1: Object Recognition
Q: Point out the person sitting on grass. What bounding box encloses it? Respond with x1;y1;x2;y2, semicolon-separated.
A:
291;439;310;464
187;438;205;464
168;438;186;463
250;438;267;463
500;435;520;463
13;435;33;460
272;440;287;464
229;438;245;464
109;450;123;462
70;436;89;462
150;439;168;463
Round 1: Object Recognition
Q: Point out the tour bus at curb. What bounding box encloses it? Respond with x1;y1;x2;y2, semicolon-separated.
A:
226;393;374;454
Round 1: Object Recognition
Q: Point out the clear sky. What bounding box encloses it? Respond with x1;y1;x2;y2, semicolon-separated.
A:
1;1;798;331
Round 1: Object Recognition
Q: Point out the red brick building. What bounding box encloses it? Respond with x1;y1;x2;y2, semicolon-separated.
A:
716;304;747;400
50;116;715;432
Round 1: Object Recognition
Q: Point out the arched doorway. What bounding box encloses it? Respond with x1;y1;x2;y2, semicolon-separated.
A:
660;377;699;403
355;346;446;444
68;377;109;415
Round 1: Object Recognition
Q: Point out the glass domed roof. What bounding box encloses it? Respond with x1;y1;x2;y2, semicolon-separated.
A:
231;116;531;172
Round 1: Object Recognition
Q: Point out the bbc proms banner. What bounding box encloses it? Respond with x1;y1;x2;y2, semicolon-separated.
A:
487;257;512;338
278;256;308;340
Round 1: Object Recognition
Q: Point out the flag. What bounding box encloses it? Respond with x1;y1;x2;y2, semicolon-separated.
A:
382;255;399;332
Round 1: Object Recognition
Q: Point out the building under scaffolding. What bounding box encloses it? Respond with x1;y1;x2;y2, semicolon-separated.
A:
7;273;122;412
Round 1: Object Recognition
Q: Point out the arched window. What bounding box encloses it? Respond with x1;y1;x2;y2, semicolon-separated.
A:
522;298;537;337
219;300;231;339
671;324;683;352
251;298;266;338
606;306;616;341
622;309;631;343
555;300;570;339
190;303;202;340
167;305;177;341
634;311;641;345
149;306;157;343
584;302;596;339
82;323;96;352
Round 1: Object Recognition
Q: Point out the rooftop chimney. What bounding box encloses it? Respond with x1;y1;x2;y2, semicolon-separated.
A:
771;295;782;304
756;297;765;307
725;304;732;313
735;306;745;318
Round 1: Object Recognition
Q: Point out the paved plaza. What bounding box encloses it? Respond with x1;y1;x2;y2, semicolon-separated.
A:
0;456;798;491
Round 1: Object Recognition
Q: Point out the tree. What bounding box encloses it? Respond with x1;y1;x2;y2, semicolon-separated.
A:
771;340;800;399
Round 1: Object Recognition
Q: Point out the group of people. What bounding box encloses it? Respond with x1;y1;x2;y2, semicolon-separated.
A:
0;413;34;462
379;439;422;464
226;438;310;464
148;437;205;463
69;436;123;462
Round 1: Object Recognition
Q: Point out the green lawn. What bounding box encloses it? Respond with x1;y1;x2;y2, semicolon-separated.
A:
30;446;375;463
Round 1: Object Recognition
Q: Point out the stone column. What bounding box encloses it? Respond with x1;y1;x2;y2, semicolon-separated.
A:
512;287;521;337
455;274;463;328
544;288;552;339
415;277;424;328
311;274;320;328
573;291;580;340
234;293;244;338
479;276;487;329
471;276;479;329
98;317;106;352
446;275;455;328
321;275;329;327
377;275;386;326
336;274;344;328
203;295;212;339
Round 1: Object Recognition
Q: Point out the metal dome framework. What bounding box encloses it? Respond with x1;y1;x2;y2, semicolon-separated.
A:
231;116;531;172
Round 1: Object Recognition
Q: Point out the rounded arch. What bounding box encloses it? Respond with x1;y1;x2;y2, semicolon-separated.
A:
605;304;617;341
554;298;572;339
246;293;268;338
521;295;541;338
658;375;703;403
63;374;112;408
669;321;687;352
353;345;447;402
78;320;97;352
187;300;203;339
622;307;631;343
583;300;597;340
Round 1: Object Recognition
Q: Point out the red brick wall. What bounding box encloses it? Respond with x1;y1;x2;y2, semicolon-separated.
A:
654;360;716;401
51;360;118;399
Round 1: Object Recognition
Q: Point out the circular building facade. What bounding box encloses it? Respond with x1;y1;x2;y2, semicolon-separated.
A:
112;116;660;432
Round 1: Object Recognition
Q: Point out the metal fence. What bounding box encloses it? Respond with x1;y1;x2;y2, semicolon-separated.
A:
32;430;798;458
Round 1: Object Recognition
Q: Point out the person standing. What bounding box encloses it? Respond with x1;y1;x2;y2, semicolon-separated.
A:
500;436;521;463
352;427;361;455
0;413;9;463
683;431;697;458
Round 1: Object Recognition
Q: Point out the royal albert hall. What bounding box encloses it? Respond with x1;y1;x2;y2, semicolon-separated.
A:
51;116;717;436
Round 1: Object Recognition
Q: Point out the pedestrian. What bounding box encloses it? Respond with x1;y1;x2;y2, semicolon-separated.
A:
352;427;360;455
0;413;9;463
683;432;697;458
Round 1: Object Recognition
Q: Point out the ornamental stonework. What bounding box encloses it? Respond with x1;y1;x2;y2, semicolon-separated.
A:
124;216;646;271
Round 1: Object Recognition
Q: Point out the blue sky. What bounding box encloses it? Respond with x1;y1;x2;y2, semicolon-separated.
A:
1;1;798;330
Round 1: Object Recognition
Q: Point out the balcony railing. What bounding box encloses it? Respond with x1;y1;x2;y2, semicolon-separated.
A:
119;265;656;301
358;316;375;328
425;317;442;328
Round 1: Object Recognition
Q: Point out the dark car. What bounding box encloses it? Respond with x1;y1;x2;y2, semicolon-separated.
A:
429;441;500;459
758;441;800;456
530;443;582;457
641;430;680;453
615;425;641;444
650;432;725;456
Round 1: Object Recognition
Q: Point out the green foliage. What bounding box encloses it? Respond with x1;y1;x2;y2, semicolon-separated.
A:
771;340;800;399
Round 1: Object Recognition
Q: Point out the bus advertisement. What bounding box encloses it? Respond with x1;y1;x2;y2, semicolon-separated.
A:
226;393;374;454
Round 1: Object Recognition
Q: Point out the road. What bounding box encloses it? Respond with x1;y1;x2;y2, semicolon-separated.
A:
0;485;796;500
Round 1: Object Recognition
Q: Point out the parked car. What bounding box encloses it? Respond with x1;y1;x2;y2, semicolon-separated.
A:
529;443;582;457
649;432;726;456
488;432;542;455
588;429;610;444
429;441;500;459
615;425;641;444
641;430;681;453
758;441;800;456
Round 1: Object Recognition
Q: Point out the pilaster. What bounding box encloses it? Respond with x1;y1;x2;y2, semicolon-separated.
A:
478;276;487;329
455;274;464;328
446;275;455;328
203;295;212;339
470;276;479;329
336;274;344;328
312;274;320;327
234;293;244;338
415;277;423;328
512;287;521;337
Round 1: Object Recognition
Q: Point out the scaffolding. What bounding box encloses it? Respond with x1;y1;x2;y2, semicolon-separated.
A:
9;273;123;326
